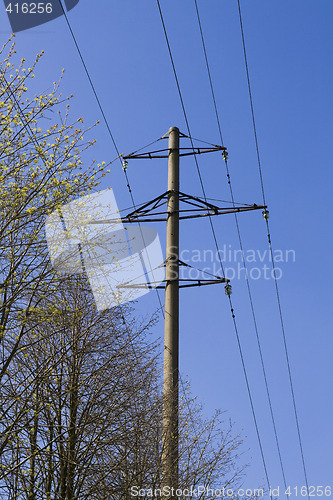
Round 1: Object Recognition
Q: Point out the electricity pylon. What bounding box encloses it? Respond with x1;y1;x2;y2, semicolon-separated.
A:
121;127;266;494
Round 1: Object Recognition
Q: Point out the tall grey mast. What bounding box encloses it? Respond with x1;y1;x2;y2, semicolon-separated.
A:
162;126;180;490
120;128;266;495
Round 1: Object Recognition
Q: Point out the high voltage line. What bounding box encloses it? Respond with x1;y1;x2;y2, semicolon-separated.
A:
56;0;166;318
193;0;288;493
236;0;310;494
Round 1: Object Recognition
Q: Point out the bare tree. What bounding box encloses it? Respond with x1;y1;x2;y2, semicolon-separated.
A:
0;36;108;473
1;275;160;500
2;275;247;500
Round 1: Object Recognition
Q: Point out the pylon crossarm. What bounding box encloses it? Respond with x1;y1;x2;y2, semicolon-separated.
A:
122;193;266;220
121;203;266;222
86;203;267;225
118;277;229;290
123;146;225;160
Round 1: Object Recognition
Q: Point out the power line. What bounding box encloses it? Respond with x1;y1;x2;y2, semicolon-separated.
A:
236;0;310;494
57;1;120;159
155;0;272;494
193;0;288;492
57;0;165;317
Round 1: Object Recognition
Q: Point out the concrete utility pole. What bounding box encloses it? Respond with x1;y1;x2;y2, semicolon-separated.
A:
121;128;266;496
162;126;180;491
88;126;266;499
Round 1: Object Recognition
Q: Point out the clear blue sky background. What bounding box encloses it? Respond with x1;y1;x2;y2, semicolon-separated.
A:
1;0;332;495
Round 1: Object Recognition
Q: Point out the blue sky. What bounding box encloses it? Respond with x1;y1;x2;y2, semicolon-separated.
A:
1;0;332;495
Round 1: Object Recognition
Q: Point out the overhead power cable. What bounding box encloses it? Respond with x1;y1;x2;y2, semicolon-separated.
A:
155;0;272;495
236;0;310;494
57;0;165;317
193;0;288;492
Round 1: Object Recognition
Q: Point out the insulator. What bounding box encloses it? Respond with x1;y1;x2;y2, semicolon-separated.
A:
262;209;270;221
122;160;128;172
222;150;228;161
225;283;232;296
